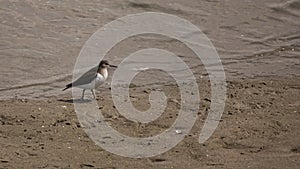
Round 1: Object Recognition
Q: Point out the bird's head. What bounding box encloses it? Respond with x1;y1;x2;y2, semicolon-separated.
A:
99;60;110;68
99;60;117;69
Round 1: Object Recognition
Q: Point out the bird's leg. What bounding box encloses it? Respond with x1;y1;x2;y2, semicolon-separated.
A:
91;89;96;99
81;89;86;100
135;121;142;136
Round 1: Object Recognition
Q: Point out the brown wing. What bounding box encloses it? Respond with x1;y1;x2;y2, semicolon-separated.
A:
63;65;98;90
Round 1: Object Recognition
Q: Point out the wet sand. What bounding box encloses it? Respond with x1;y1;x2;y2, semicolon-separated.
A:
0;0;300;169
0;0;299;99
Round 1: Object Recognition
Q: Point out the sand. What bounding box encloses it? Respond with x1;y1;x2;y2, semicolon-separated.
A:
1;77;300;169
0;0;300;169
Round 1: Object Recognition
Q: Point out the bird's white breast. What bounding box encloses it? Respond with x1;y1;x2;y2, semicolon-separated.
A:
78;69;108;89
95;71;107;86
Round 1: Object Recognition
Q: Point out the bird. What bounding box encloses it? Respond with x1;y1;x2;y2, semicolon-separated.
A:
63;60;117;100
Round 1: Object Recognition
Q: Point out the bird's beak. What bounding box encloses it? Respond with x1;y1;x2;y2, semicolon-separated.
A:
109;64;118;68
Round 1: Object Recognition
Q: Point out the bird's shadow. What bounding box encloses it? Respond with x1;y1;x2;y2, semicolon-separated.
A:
58;98;92;103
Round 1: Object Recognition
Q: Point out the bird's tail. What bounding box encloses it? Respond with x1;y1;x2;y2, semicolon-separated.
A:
62;83;72;91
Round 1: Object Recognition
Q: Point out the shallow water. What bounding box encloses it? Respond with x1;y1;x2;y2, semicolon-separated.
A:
0;0;299;99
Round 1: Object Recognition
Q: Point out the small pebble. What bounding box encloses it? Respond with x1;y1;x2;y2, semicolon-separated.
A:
175;130;182;134
21;98;27;103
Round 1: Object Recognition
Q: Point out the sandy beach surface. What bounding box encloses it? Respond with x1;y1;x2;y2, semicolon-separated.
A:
0;0;299;169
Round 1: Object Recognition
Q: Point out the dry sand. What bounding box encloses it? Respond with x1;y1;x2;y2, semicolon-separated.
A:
0;0;300;169
1;77;300;169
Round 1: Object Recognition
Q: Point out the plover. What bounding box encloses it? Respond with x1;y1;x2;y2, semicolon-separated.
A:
63;60;117;100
